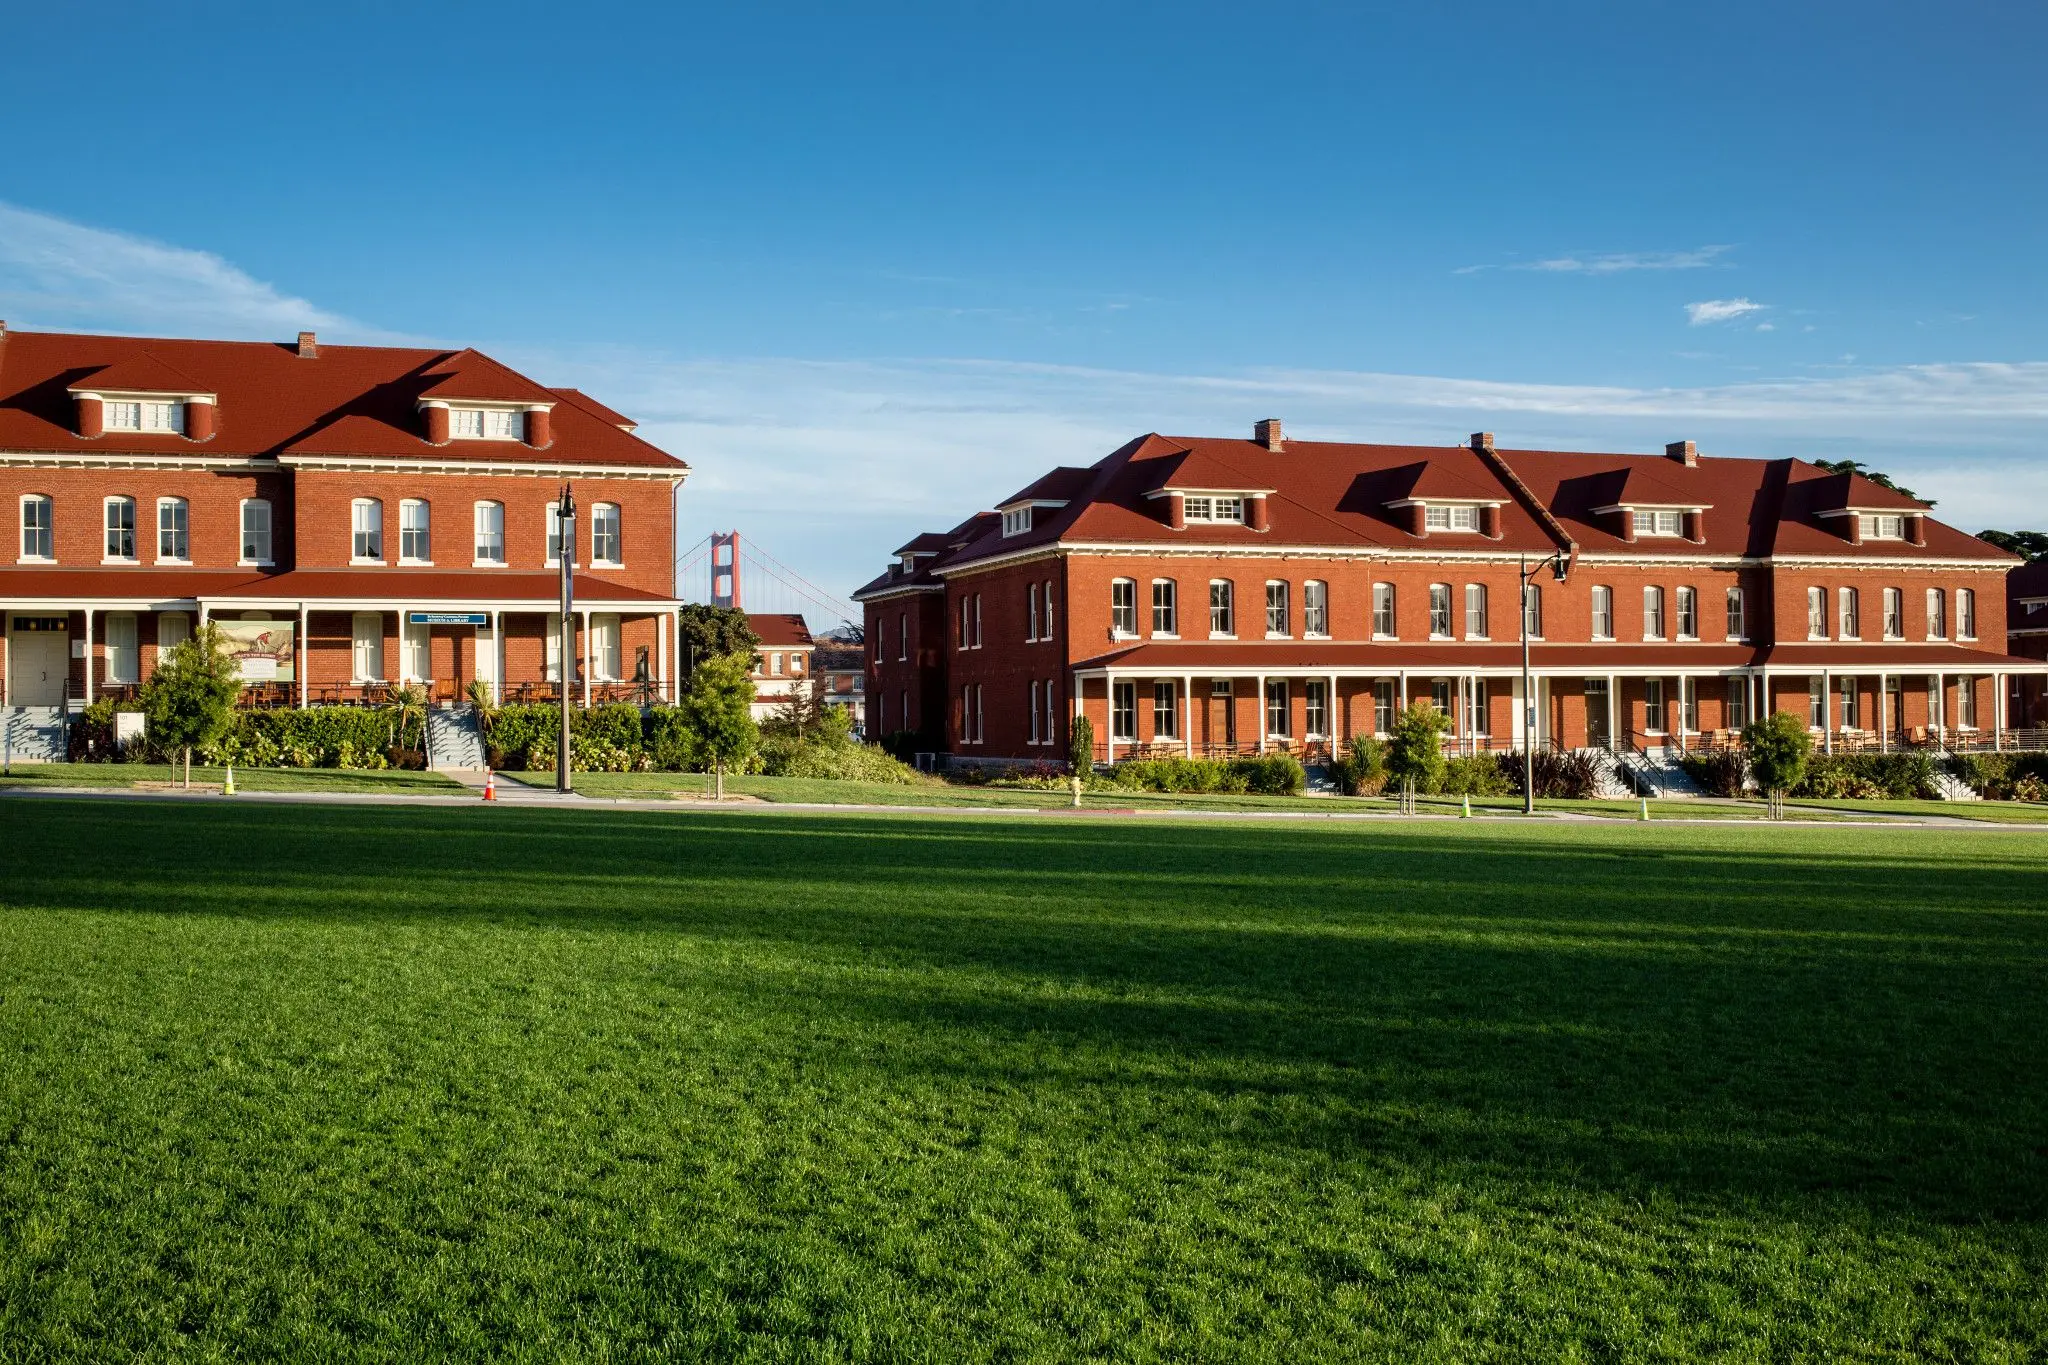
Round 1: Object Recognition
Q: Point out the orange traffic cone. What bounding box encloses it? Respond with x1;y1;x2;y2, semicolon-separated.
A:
483;767;497;801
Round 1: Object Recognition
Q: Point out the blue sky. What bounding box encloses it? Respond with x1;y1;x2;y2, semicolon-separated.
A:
3;2;2044;614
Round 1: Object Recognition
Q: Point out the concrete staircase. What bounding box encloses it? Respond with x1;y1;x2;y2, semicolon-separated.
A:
1930;765;1981;801
425;706;486;771
1;706;68;764
1581;748;1635;799
1619;745;1707;799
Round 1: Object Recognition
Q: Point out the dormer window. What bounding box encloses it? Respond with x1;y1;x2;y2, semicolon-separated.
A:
1183;496;1245;524
448;408;525;440
1637;509;1685;537
1859;513;1906;540
103;400;185;434
900;554;917;573
1423;504;1481;532
1002;507;1032;537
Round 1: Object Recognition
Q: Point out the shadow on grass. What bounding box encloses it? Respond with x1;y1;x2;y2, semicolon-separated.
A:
7;799;2046;1225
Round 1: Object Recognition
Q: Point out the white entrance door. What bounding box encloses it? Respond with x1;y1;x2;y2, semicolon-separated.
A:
475;624;497;686
8;624;69;705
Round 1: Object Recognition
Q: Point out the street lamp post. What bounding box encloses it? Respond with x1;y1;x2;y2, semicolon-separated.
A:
556;483;576;794
1519;551;1569;815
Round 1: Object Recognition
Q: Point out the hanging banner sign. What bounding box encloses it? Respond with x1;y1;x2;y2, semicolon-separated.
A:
407;611;489;626
217;618;295;683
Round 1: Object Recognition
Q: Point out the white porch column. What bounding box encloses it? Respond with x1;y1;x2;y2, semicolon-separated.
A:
1822;669;1832;754
83;609;94;706
1879;676;1888;753
1994;673;2005;749
491;610;503;706
1183;675;1194;758
1328;672;1341;748
656;610;669;705
298;604;309;707
1935;672;1945;736
581;608;592;708
1105;675;1116;763
1256;674;1267;751
1607;674;1618;753
1398;670;1408;711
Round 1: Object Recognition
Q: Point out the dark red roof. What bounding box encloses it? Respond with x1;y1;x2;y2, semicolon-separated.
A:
1072;639;2046;673
549;388;636;429
0;329;686;472
748;613;814;647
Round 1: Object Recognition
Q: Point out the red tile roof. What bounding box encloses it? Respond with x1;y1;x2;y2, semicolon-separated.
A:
1074;639;2048;674
0;329;686;472
747;613;815;647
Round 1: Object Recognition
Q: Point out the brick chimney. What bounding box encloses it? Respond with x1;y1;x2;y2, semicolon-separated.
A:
422;401;450;445
1254;418;1284;451
1667;440;1698;467
1246;494;1271;532
76;392;104;439
1166;492;1186;530
1470;432;1494;452
525;405;552;448
297;331;319;358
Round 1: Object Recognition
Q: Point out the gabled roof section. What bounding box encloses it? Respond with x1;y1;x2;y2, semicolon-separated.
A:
0;328;685;472
748;613;814;648
999;466;1093;507
1378;460;1505;505
417;349;559;404
1602;464;1710;509
67;350;209;396
1143;444;1276;496
1801;469;1930;513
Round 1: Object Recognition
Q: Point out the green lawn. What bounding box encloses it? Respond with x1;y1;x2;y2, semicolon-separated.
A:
1786;797;2048;824
0;763;464;794
3;801;2045;1360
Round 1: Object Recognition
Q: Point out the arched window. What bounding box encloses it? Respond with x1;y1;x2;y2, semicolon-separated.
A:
351;498;384;562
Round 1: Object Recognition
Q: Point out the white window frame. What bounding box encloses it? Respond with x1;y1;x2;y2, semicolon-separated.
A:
1373;679;1395;736
351;611;385;683
101;399;186;434
351;498;385;564
1807;586;1828;640
1027;583;1040;641
591;614;622;681
19;493;54;563
156;611;191;659
1424;503;1481;532
1002;507;1031;537
1304;679;1328;740
1643;586;1667;641
1110;578;1139;638
1956;676;1978;729
473;500;506;566
545;502;575;567
1638;508;1684;537
1464;582;1489;640
1645;678;1667;734
897;611;907;662
1883;587;1903;640
1265;680;1290;737
1208;579;1234;638
1676;586;1698;641
400;616;431;683
399;498;432;565
1029;680;1042;744
1302;580;1329;638
1725;587;1746;641
1523;583;1544;640
1838;586;1860;640
103;611;139;684
1153;680;1178;739
1264;580;1290;638
155;497;190;563
1372;582;1397;639
1591;585;1614;641
1860;513;1906;540
1151;579;1178;637
591;503;622;567
1183;495;1245;524
1957;588;1977;641
1428;583;1452;640
102;495;137;563
1926;588;1947;640
1111;681;1137;742
240;498;273;566
1042;579;1056;638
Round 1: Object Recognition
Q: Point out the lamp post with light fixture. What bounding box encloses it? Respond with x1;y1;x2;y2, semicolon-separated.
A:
1520;550;1570;815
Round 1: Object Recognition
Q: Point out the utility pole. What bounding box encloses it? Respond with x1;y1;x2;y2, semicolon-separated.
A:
556;482;576;794
1520;551;1569;816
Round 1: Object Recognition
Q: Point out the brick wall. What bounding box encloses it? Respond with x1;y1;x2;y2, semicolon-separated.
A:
2;466;291;569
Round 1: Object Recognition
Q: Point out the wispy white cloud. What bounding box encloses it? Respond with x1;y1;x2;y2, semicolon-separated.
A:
0;200;397;342
1686;297;1768;326
1458;245;1733;276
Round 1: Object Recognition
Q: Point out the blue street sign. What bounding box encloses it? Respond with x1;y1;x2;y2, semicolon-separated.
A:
407;611;489;626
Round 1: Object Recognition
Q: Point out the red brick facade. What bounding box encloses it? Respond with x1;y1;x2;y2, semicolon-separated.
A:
859;428;2041;761
1;327;688;711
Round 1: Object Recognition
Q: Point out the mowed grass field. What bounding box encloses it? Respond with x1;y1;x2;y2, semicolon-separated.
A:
1;800;2044;1361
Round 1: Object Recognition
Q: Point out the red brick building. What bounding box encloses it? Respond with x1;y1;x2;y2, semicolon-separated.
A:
2008;560;2048;726
1;325;688;709
857;422;2046;761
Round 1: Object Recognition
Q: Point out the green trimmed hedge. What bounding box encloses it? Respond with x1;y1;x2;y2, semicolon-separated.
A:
1792;753;1937;800
1945;752;2048;801
1105;753;1306;795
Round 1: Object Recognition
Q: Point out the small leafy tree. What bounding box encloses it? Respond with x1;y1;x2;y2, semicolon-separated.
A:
1386;700;1450;814
384;683;426;763
1068;713;1094;808
677;606;761;678
763;676;828;740
1743;710;1813;819
681;650;758;798
141;622;242;788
